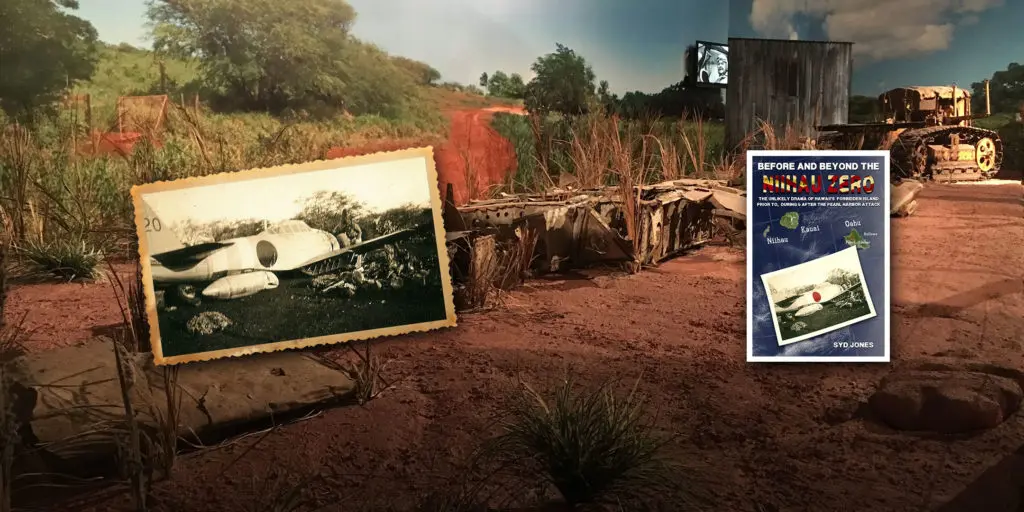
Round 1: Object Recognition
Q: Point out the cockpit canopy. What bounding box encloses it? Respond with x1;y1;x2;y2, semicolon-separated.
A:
264;220;313;235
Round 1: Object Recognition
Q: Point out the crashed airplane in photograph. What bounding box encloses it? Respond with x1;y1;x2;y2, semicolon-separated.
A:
141;199;426;306
774;283;856;318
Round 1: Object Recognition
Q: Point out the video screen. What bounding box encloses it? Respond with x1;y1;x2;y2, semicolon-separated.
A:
695;41;728;87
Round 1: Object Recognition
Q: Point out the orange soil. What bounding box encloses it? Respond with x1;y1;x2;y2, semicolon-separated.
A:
326;105;525;206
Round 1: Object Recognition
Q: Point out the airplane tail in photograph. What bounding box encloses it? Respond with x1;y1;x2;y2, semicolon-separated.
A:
139;197;185;256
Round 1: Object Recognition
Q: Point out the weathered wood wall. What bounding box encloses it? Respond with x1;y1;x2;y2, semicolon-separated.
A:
725;38;853;151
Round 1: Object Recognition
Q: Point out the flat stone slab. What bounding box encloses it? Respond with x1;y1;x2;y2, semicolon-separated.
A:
8;339;353;475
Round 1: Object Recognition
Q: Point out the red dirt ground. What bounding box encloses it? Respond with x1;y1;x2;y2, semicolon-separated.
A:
81;131;160;156
325;105;524;206
9;182;1023;511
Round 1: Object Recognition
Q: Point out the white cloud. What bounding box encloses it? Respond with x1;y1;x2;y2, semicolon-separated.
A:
346;0;554;88
748;0;1004;61
345;0;699;94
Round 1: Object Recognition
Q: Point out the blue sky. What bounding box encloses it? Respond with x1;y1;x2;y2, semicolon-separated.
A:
74;0;728;95
730;0;1024;95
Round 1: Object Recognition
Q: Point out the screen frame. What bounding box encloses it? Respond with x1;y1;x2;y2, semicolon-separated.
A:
693;40;729;89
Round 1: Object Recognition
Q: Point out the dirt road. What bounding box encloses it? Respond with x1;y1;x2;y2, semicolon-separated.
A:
53;181;1024;511
433;107;521;205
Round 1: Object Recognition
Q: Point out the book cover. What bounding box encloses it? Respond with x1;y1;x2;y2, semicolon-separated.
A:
746;150;891;362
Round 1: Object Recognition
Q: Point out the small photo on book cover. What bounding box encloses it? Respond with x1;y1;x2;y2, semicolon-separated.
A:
760;247;876;346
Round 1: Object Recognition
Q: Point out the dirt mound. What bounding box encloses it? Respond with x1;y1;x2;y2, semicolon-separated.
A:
81;131;158;156
434;110;517;206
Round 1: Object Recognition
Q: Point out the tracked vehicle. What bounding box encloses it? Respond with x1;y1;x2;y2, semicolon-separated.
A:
816;80;1002;182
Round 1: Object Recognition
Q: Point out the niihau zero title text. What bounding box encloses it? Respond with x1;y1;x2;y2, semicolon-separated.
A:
759;160;881;195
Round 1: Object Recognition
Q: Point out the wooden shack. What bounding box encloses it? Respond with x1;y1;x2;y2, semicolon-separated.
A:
725;37;853;151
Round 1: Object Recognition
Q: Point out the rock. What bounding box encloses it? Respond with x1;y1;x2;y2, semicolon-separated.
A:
891;180;924;217
186;311;232;335
823;398;862;425
8;342;354;479
869;369;1022;433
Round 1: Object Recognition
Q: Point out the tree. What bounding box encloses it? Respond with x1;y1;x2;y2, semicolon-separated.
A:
295;191;364;235
826;268;861;290
610;82;723;120
391;56;441;86
147;0;417;116
0;0;99;119
971;62;1024;115
848;95;881;123
524;44;597;115
478;70;525;98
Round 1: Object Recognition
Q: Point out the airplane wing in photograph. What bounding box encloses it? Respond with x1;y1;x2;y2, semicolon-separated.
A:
151;241;235;271
295;222;434;275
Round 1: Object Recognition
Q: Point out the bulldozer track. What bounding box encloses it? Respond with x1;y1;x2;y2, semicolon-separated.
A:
890;126;1003;182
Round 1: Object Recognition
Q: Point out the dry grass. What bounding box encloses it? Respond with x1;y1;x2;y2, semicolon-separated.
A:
456;235;501;311
105;258;184;511
482;373;676;509
341;341;395;405
0;98;442;266
495;226;540;291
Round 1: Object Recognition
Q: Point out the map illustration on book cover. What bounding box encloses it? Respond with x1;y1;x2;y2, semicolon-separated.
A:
746;150;891;363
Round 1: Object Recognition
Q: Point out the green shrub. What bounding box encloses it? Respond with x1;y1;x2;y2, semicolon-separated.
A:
997;120;1023;176
16;238;105;282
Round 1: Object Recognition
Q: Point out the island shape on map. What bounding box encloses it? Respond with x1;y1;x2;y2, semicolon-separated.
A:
779;212;799;230
844;228;871;249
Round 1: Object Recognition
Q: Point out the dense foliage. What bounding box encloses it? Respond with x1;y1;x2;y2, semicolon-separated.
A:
146;0;423;117
0;0;99;120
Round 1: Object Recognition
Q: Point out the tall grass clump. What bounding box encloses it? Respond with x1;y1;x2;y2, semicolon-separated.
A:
0;97;448;269
484;374;675;509
491;109;727;195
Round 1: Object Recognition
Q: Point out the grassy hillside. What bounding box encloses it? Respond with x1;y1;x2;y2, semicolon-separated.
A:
71;43;200;122
70;43;515;130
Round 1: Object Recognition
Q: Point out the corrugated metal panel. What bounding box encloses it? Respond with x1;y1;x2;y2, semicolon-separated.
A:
725;38;853;151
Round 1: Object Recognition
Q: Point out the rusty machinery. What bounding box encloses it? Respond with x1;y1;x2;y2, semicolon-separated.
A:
816;80;1003;183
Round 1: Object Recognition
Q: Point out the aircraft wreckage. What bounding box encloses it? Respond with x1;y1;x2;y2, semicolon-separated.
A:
441;175;924;307
441;179;746;306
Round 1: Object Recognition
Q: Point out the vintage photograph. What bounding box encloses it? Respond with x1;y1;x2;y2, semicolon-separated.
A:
760;246;876;345
132;147;456;365
696;41;728;86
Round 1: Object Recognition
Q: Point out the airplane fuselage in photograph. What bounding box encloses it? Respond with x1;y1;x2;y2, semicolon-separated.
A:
774;282;858;317
150;220;343;300
140;198;427;305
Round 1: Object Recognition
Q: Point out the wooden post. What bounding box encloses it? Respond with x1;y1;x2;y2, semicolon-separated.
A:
159;61;167;93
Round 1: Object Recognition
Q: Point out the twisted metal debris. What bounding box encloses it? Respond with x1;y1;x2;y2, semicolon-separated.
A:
444;179;746;273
